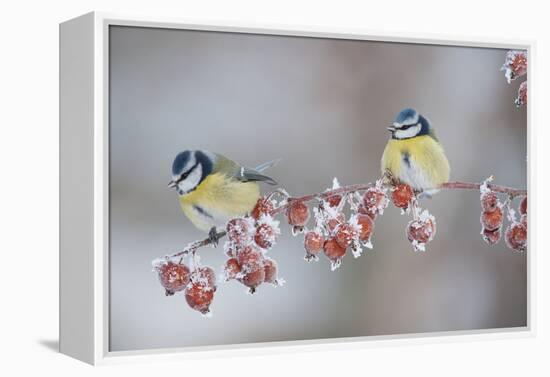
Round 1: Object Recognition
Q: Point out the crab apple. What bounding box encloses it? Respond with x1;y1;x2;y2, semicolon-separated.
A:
362;187;387;216
157;261;190;296
335;223;358;249
223;258;241;281
226;218;252;248
238;266;265;291
185;283;214;314
251;196;274;220
519;197;527;215
482;227;501;245
286;200;310;227
326;194;342;208
326;212;345;234
392;184;414;209
358;205;377;220
515;81;527;107
191;266;217;290
521;214;527;229
481;191;499;212
304;231;325;255
502;50;527;82
237;246;264;271
263;258;278;284
254;223;277;249
323;237;346;262
356;214;374;242
480;207;503;231
505;223;527;252
407;217;436;251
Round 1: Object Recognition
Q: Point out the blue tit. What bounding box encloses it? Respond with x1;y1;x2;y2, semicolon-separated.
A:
168;150;279;241
381;108;450;196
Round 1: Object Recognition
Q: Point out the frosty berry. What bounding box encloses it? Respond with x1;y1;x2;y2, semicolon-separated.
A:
480;207;503;231
407;212;436;252
335;222;358;249
480;191;499;212
254;223;277;249
362;186;388;217
263;258;279;284
156;261;190;296
482;228;501;245
191;266;217;290
286;200;310;227
226;218;252;248
323;237;346;268
391;183;414;210
505;223;527;252
185;283;214;314
356;213;374;242
304;231;325;258
223;258;241;281
519;197;527;215
251;196;274;220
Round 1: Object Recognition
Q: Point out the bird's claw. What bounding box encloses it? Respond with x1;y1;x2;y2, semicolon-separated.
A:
208;227;221;247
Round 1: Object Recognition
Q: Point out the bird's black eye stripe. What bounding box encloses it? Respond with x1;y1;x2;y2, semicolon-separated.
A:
176;162;198;184
399;123;416;130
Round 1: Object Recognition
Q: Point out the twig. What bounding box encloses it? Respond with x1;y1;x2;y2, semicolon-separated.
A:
439;181;527;197
164;179;526;258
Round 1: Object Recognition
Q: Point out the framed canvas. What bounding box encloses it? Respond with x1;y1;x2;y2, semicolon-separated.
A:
59;12;534;365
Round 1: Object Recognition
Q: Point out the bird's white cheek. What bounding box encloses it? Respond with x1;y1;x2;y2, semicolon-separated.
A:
394;124;421;139
177;165;203;195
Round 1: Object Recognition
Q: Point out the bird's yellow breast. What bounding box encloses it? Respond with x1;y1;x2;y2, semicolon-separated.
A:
381;135;450;190
179;173;260;231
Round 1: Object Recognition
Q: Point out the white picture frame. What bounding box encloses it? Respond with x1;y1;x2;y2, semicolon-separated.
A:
59;11;535;365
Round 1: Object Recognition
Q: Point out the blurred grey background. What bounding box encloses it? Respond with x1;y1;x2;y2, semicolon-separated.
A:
109;26;527;352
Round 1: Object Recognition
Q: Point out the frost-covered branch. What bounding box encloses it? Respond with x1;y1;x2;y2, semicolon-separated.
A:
153;176;527;315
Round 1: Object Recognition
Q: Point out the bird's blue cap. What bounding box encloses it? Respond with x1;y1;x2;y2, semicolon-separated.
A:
394;108;419;125
172;150;192;175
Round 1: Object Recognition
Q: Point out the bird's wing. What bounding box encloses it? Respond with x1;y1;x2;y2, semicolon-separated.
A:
214;154;278;185
237;167;278;186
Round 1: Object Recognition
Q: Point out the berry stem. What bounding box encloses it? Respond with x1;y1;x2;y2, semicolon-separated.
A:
164;179;526;258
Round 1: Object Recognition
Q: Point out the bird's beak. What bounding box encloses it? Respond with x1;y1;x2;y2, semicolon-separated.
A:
387;126;396;132
168;180;177;189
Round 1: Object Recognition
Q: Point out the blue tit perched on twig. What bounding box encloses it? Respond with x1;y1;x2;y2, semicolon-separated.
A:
168;150;279;243
381;108;450;196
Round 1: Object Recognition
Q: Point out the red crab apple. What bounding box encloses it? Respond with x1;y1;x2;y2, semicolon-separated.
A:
251;196;274;220
304;231;325;256
407;217;436;251
263;258;278;284
505;223;527;252
185;283;214;314
226;218;252;248
286;200;310;227
362;187;387;216
335;223;358;249
156;261;190;296
323;237;346;262
480;207;503;231
254;223;277;249
223;258;241;281
356;214;374;242
392;184;414;209
482;227;501;245
481;191;499;212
